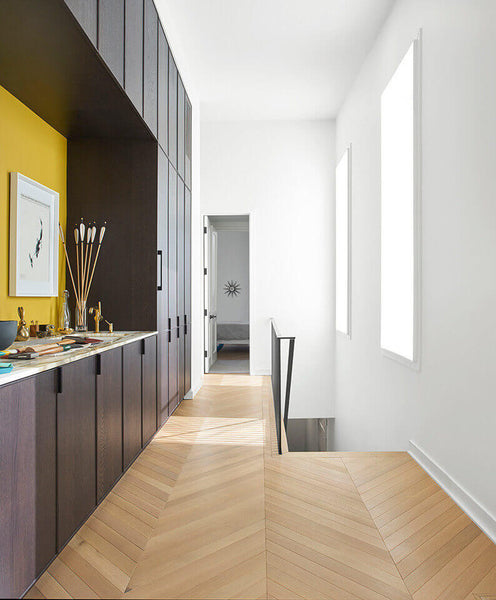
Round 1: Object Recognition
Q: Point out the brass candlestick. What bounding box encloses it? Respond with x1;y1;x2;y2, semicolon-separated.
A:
16;307;29;341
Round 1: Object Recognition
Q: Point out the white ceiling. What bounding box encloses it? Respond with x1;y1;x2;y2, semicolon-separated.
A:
156;0;395;121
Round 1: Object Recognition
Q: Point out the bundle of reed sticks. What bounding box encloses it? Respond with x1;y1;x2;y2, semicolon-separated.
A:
58;219;107;322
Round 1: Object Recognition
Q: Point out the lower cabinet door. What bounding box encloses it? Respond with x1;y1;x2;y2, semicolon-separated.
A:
123;340;142;469
0;372;56;598
157;331;169;426
178;326;185;407
97;348;123;502
185;323;191;395
57;357;97;550
168;329;179;413
142;335;157;445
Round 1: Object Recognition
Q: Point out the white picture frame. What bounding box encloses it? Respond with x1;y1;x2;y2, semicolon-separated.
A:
9;172;59;297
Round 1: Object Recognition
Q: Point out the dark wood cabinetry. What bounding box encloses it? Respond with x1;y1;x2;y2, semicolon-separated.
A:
158;25;169;153
98;0;125;85
185;95;192;188
178;76;185;179
0;372;56;598
57;357;97;550
168;163;178;328
96;348;123;502
168;330;179;413
168;52;178;169
144;0;158;136
64;0;98;46
123;340;144;469
125;0;144;113
158;332;169;425
142;336;158;444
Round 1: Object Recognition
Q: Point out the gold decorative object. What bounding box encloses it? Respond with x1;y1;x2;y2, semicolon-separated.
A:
15;306;29;341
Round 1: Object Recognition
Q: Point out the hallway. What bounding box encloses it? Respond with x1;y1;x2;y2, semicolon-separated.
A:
27;375;496;599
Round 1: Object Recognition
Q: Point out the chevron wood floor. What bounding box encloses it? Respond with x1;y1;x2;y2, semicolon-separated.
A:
25;374;496;599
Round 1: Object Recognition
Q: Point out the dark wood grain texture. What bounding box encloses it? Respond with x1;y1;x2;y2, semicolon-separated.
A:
178;326;185;406
57;357;97;550
158;148;169;333
67;139;158;332
168;164;178;326
142;336;158;444
177;76;185;180
64;0;97;45
158;24;169;153
143;0;158;136
157;331;169;425
96;348;123;502
124;0;144;114
168;51;178;168
123;340;143;469
98;0;125;85
0;0;151;139
168;330;179;413
177;176;185;323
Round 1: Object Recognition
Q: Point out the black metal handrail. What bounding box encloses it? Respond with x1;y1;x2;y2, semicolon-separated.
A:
270;319;295;454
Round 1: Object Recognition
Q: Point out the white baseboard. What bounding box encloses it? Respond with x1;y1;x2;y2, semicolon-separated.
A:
409;440;496;544
184;382;202;399
250;369;270;376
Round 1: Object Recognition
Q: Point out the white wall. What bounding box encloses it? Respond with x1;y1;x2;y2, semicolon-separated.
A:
201;120;335;418
216;230;249;324
335;0;496;527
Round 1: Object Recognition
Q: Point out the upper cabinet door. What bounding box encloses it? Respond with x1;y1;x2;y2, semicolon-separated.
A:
177;77;185;180
143;0;158;137
65;0;97;46
158;148;169;333
98;0;124;85
168;52;178;168
124;0;143;114
185;95;192;188
185;187;191;324
158;25;169;153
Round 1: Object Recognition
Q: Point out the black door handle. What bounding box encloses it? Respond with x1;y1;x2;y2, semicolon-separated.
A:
157;250;163;291
209;314;216;320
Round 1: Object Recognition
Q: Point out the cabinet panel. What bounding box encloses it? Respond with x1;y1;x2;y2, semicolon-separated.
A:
158;148;169;333
0;373;56;598
177;76;185;179
185;321;191;395
168;165;178;325
158;25;169;152
168;329;179;413
185;186;192;324
143;0;158;136
168;52;178;168
123;340;143;469
98;0;124;85
65;0;97;46
142;336;158;445
57;357;96;550
158;331;169;425
96;348;123;502
178;326;185;407
185;94;192;188
124;0;143;113
177;175;185;323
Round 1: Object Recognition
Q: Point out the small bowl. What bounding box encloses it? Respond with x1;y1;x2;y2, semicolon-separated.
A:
0;321;17;351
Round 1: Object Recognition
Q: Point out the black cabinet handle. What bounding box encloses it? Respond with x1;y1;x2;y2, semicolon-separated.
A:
57;367;63;394
176;315;180;328
157;250;163;291
141;339;146;355
185;322;188;335
177;328;180;338
168;330;171;343
184;314;187;326
168;317;171;330
96;354;101;376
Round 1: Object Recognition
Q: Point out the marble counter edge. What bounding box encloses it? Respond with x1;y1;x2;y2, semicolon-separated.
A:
0;331;158;386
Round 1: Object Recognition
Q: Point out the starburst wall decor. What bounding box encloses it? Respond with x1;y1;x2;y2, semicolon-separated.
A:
224;280;241;297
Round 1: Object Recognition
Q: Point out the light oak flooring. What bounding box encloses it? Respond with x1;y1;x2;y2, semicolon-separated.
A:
26;374;496;599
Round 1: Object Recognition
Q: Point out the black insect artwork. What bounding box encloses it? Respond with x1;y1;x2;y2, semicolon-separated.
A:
29;218;43;268
224;280;241;297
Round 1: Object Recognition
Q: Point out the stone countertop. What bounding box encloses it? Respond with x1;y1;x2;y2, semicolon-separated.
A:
0;331;158;386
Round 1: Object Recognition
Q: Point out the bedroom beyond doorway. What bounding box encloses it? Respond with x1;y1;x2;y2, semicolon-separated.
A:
204;215;250;374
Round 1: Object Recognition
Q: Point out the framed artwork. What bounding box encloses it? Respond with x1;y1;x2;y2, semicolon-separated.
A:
9;172;59;297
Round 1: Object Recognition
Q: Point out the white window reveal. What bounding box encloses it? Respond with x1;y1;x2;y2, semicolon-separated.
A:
380;35;421;365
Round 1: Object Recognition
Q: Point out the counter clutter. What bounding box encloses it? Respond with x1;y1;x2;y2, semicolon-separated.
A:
0;331;157;386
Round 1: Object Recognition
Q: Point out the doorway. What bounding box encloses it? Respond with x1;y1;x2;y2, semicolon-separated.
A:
204;215;250;374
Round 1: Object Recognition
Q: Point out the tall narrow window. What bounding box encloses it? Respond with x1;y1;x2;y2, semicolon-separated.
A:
380;37;420;364
336;146;351;336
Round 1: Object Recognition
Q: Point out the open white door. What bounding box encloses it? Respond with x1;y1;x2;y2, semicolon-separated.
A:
203;217;218;372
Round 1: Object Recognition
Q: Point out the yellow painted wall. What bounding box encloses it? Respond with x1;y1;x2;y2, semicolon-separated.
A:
0;84;67;325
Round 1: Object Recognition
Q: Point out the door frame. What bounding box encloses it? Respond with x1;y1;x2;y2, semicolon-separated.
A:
202;211;252;375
